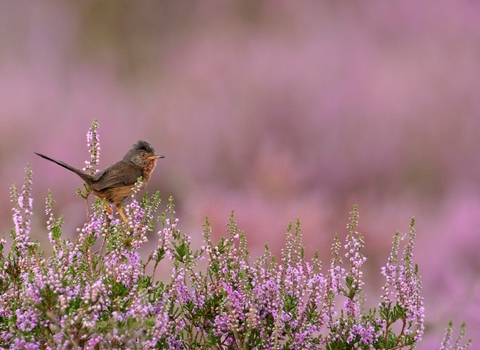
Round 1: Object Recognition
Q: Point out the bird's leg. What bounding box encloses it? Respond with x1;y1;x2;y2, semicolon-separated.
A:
115;203;130;226
104;203;113;214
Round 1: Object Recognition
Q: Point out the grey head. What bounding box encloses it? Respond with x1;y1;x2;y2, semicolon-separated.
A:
123;140;165;167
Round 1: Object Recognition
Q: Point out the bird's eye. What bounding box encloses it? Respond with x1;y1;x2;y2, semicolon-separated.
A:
140;152;147;158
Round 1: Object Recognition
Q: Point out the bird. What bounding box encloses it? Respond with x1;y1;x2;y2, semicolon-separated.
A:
35;140;165;225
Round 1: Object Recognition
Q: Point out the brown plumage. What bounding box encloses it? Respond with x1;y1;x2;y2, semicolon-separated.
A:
35;140;165;225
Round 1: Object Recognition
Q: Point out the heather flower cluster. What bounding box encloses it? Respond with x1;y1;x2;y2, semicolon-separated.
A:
0;122;472;349
379;223;425;346
83;119;101;175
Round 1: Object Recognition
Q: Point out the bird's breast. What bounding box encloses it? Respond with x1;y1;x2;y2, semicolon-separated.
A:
141;159;157;184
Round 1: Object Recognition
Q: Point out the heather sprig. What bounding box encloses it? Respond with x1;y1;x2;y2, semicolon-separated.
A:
83;119;100;175
77;119;100;212
378;219;425;348
440;321;472;350
10;164;36;258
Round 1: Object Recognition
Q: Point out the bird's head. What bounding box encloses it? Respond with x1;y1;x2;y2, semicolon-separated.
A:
124;140;165;168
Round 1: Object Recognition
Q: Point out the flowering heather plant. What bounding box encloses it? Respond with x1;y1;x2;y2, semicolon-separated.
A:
0;122;472;349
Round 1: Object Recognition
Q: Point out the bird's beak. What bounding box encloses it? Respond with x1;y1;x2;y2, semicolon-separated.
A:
148;154;165;160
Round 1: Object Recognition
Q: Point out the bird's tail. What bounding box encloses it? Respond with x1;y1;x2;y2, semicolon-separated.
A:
35;152;94;184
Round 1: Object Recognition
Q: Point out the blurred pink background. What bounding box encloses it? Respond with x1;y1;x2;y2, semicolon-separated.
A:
1;1;479;347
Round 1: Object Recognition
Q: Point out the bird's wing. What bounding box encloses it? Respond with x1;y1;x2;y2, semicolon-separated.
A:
92;162;143;191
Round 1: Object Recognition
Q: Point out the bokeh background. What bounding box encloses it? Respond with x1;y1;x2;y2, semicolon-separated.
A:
1;1;479;347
